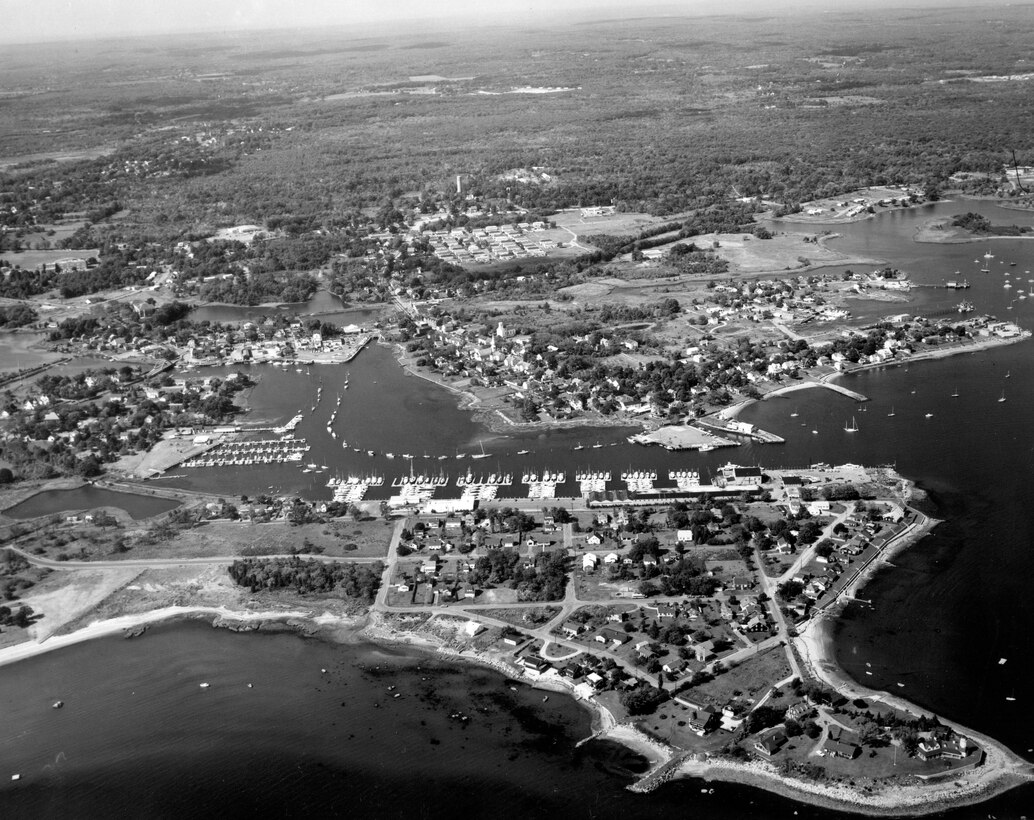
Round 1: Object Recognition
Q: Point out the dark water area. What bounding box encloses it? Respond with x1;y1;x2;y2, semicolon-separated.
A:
189;290;383;327
0;622;1030;819
0;621;858;819
2;486;181;520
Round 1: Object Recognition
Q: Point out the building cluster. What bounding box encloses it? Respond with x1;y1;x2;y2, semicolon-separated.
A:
424;223;555;265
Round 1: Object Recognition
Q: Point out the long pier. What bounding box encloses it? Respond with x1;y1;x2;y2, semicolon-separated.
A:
819;381;869;402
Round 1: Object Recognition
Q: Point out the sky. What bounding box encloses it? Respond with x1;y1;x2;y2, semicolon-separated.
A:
0;0;1011;45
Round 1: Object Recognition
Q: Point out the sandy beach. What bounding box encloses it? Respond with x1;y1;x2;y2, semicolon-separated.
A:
0;604;350;669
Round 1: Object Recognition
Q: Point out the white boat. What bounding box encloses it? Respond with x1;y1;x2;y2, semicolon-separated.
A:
844;416;859;433
517;449;530;455
199;683;210;689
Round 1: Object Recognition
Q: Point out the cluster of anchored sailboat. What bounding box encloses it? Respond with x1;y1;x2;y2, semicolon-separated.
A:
836;380;1009;432
969;251;1034;311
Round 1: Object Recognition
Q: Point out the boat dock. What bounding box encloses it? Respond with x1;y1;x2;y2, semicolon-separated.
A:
181;437;309;468
820;381;869;402
328;474;383;504
522;471;566;499
621;469;657;493
575;471;610;494
694;419;786;444
669;470;701;491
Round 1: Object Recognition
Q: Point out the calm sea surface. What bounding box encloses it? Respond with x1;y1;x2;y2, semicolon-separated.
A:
4;200;1034;817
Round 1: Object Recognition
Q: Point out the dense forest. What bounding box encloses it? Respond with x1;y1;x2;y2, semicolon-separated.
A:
3;6;1034;247
229;557;382;601
470;548;568;601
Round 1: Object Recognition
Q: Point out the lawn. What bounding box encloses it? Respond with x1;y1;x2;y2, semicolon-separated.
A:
680;644;793;709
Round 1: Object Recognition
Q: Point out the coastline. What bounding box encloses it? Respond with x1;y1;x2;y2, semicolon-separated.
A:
0;604;356;670
721;331;1030;420
655;500;1034;815
386;337;645;436
0;593;1029;815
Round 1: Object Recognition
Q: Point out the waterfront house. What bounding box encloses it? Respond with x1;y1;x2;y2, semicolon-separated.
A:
521;657;552;677
753;729;787;759
720;704;747;732
585;672;605;691
819;729;859;760
688;707;717;737
916;735;970;762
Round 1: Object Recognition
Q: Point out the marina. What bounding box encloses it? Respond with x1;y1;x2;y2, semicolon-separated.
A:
181;437;309;468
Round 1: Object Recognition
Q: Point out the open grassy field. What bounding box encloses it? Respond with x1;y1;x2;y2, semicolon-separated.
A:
680;645;793;710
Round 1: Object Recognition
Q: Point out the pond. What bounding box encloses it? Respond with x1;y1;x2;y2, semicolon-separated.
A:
2;486;181;520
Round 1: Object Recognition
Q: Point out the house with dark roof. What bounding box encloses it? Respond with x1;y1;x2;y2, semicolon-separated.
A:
819;729;858;760
753;729;787;758
598;626;630;645
687;707;717;736
561;620;584;638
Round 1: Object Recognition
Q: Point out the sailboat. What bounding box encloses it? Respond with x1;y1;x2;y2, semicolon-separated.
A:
951;387;959;398
999;389;1007;403
844;416;859;432
472;440;490;460
573;443;585;451
980;250;994;273
887;406;896;417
